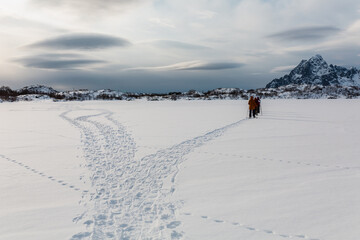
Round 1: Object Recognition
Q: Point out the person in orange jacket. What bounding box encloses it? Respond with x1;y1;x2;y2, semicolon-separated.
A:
248;96;257;118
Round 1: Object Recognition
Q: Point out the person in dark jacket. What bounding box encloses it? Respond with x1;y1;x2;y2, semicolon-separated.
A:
255;97;260;115
248;96;257;118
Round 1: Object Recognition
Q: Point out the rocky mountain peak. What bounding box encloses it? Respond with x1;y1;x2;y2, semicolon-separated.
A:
309;54;325;62
266;55;360;88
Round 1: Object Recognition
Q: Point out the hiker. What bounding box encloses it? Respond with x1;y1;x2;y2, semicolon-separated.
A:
255;97;260;115
248;96;257;118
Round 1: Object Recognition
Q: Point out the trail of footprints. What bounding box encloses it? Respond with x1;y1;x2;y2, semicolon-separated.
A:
181;212;321;240
0;145;323;240
199;152;355;171
0;154;87;193
61;109;246;240
1;109;329;240
139;146;356;171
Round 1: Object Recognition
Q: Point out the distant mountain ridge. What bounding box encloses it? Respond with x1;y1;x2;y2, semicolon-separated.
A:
1;84;360;102
266;55;360;88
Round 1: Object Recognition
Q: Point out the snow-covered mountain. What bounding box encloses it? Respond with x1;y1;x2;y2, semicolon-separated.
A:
266;55;360;88
17;85;58;95
2;77;360;102
1;84;359;101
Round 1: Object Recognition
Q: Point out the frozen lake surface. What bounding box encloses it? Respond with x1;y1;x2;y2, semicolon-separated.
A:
0;100;359;240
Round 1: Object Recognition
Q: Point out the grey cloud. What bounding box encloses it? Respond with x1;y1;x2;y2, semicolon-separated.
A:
179;62;244;71
270;65;296;73
128;61;244;71
25;53;84;58
268;26;341;41
27;33;131;50
23;66;251;93
14;53;106;70
151;40;210;50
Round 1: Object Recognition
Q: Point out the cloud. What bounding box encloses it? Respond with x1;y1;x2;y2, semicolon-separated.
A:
149;18;176;29
128;60;244;71
26;33;131;50
7;0;360;92
24;68;252;93
179;62;244;71
150;40;210;50
193;10;217;19
14;53;106;70
268;26;341;41
0;15;67;33
270;65;296;73
30;0;145;15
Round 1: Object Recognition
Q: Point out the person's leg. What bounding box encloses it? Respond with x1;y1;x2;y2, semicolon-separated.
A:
249;109;252;118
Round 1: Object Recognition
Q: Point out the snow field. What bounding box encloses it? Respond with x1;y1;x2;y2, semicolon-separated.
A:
0;103;88;240
173;100;360;240
1;100;360;240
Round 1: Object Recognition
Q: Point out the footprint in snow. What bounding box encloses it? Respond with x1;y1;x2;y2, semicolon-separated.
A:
280;234;290;238
167;221;181;229
106;232;114;238
171;231;183;240
119;223;128;228
70;232;91;240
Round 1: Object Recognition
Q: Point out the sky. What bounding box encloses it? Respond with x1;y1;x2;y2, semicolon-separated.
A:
1;0;360;92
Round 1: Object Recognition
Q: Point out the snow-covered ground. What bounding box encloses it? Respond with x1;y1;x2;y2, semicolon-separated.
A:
1;100;359;240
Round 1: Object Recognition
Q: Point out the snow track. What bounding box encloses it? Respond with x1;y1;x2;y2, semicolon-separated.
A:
179;213;321;240
61;109;245;240
139;147;358;171
0;154;87;193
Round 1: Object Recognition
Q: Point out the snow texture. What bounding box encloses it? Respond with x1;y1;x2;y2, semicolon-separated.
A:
1;100;360;240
